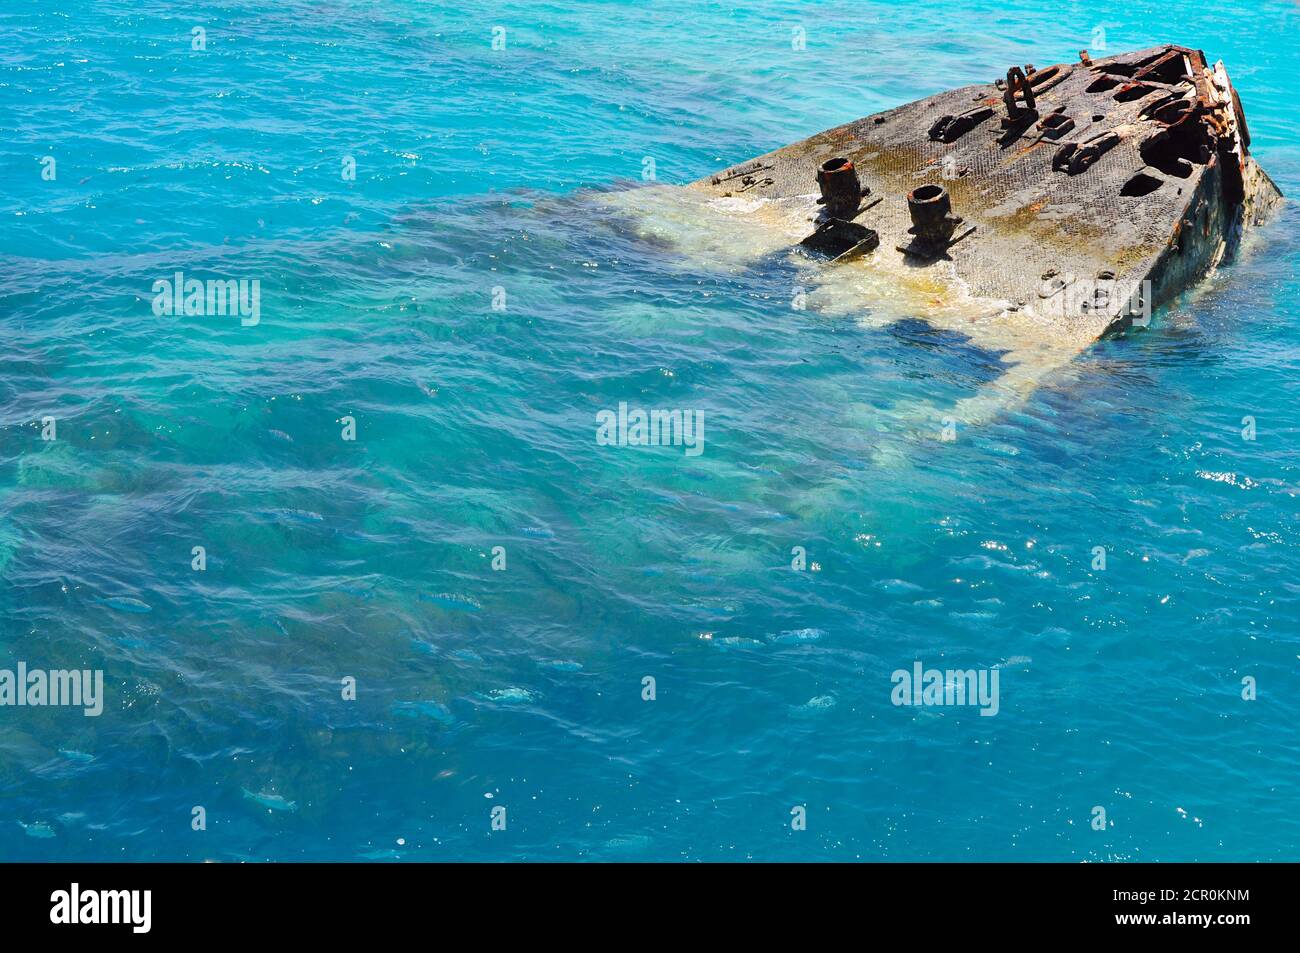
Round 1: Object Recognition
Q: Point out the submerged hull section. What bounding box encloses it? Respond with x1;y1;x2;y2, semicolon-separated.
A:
689;45;1283;346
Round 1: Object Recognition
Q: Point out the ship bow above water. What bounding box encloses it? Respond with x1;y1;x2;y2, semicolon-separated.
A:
690;45;1284;346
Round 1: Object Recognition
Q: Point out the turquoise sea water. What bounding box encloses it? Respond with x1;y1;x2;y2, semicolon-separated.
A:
1;0;1298;861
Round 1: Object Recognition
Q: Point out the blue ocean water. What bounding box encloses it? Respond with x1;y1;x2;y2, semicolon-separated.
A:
1;0;1298;861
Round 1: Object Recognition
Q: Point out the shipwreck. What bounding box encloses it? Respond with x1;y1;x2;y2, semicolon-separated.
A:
690;45;1283;346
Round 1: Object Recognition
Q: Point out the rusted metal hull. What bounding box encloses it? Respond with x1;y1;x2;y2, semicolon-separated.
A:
689;45;1282;345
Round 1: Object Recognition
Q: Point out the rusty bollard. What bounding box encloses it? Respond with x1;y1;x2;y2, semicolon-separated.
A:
816;157;866;217
907;183;960;247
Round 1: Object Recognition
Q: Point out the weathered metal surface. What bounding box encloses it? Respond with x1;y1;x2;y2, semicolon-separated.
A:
689;45;1283;347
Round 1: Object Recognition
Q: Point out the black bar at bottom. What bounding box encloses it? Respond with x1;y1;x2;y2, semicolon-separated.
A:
0;861;1282;939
